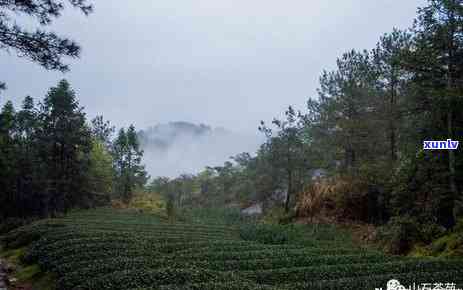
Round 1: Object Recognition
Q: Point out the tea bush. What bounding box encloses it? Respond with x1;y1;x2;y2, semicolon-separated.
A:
2;208;462;290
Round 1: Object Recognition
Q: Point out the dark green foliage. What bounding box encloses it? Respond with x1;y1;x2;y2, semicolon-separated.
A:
6;208;463;290
284;270;463;290
258;106;310;212
39;80;93;213
377;216;428;255
179;208;245;226
0;80;99;218
0;217;31;234
239;223;300;244
155;282;281;290
112;125;148;203
241;260;463;284
0;80;146;220
377;215;449;255
76;268;239;290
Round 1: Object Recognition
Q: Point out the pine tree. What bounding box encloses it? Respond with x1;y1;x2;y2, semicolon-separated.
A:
259;106;308;212
372;29;413;166
0;101;18;217
15;96;40;216
0;1;92;70
317;50;380;173
112;125;147;203
403;0;463;228
38;79;92;215
91;115;115;149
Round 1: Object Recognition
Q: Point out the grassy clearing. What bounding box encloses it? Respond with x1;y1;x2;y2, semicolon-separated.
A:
1;208;462;290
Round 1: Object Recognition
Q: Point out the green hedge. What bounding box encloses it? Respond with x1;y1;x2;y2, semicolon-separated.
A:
75;268;240;290
241;260;463;284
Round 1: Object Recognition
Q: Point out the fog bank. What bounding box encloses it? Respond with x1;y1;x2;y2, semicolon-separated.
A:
139;122;263;178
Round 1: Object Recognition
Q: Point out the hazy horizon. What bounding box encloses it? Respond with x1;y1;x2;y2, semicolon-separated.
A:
139;121;264;178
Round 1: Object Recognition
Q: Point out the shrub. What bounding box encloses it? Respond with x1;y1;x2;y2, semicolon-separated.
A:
0;217;30;234
377;216;422;254
179;207;245;226
377;215;450;255
239;223;295;244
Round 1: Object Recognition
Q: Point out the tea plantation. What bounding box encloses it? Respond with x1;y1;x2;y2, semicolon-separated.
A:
2;208;462;290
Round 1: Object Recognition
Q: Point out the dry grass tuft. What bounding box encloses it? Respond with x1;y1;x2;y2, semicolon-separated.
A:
296;175;370;222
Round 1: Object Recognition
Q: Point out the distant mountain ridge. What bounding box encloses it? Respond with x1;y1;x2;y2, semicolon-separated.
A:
138;122;214;151
138;121;262;178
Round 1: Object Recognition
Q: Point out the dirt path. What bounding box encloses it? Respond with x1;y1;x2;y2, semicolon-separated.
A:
0;259;7;290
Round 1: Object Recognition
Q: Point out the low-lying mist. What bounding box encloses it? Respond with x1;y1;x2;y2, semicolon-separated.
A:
138;122;263;178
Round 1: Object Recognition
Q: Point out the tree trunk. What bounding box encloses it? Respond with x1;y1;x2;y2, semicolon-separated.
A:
285;169;292;213
448;108;457;220
390;71;397;163
446;6;457;227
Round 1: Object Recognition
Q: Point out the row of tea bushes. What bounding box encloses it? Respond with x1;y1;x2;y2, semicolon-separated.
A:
2;208;462;290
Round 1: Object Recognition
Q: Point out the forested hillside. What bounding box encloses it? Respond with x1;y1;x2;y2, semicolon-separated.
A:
150;0;463;255
0;80;148;226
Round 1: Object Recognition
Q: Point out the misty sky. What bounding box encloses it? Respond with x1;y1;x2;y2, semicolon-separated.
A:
1;0;425;134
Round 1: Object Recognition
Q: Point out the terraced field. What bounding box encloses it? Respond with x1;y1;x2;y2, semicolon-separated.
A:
2;208;462;290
